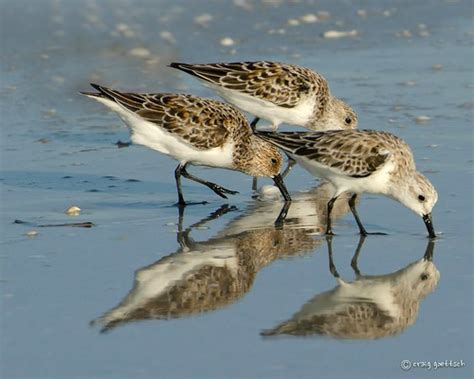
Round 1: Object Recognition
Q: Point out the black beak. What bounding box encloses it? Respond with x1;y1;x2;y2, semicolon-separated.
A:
423;239;435;261
272;174;292;202
423;213;436;239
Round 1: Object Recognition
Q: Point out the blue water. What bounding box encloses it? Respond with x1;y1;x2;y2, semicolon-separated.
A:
1;0;473;378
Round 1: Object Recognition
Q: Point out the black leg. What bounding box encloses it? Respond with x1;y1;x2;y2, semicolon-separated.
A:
174;163;186;205
252;177;258;191
349;194;387;235
176;204;237;249
423;239;435;261
281;155;296;179
177;223;192;249
350;235;366;278
348;194;368;236
250;117;260;131
325;236;340;279
180;164;239;199
272;173;291;227
188;204;238;230
176;204;191;249
326;196;339;235
272;174;292;202
274;201;291;228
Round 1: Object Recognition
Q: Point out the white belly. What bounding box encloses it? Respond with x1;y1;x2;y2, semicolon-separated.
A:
204;82;315;128
92;96;235;168
293;155;394;197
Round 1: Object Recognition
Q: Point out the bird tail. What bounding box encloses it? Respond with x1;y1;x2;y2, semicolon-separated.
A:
80;83;145;114
260;321;298;337
169;62;224;84
79;83;119;100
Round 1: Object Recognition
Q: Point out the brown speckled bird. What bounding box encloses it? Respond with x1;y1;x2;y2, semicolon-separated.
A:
81;84;291;204
262;239;439;339
169;61;358;131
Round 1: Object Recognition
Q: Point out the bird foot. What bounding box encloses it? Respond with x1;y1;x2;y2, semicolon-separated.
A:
207;183;239;199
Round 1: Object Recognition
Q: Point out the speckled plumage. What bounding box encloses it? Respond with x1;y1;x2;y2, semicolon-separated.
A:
256;129;438;236
262;242;439;339
91;183;352;333
82;84;291;203
170;61;358;131
257;129;415;179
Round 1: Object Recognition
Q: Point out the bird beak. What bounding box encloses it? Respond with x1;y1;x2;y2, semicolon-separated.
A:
272;174;292;202
423;213;436;239
423;240;435;262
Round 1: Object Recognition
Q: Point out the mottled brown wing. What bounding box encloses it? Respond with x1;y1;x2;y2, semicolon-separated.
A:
90;84;249;150
262;302;394;338
256;130;393;178
170;61;325;108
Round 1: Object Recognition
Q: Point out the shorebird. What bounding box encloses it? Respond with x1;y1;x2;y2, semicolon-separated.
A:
256;129;438;237
81;84;291;205
169;61;358;131
91;183;353;333
91;203;319;333
261;238;439;339
169;61;358;188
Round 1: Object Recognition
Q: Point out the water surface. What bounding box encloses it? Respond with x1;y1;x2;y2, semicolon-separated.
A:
1;1;473;378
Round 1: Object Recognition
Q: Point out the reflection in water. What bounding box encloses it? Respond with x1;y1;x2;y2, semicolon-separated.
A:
92;183;351;332
261;239;439;339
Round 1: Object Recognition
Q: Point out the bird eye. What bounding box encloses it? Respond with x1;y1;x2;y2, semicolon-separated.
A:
345;117;352;124
271;158;278;164
420;273;429;281
418;195;426;202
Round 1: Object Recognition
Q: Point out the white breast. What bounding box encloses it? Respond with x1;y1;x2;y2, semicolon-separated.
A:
91;96;235;168
203;81;315;128
293;155;395;197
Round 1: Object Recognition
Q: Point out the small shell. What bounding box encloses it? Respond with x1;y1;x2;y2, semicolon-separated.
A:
323;30;358;39
300;14;318;23
220;37;235;46
258;185;281;200
65;206;81;216
129;47;151;58
415;115;431;124
160;31;176;44
26;230;39;237
287;18;300;26
194;13;213;27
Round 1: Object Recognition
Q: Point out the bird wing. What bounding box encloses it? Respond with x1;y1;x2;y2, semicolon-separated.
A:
261;302;395;338
256;130;392;178
84;84;250;150
169;61;324;108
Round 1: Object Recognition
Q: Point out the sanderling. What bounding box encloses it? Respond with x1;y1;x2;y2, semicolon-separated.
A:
91;202;321;332
81;84;291;205
256;129;438;237
169;61;358;132
261;238;439;339
92;183;355;332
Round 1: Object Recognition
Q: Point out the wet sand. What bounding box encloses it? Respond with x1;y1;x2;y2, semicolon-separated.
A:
1;1;473;378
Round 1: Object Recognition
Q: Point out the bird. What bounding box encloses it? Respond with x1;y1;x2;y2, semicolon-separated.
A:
261;238;439;339
81;83;291;205
169;61;358;188
169;61;358;132
255;129;438;237
90;201;319;333
91;183;353;332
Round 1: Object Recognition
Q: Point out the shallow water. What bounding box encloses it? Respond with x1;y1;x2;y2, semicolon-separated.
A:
1;0;473;378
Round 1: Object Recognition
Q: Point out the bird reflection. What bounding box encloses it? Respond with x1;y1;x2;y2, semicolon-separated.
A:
91;182;352;333
261;238;439;339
